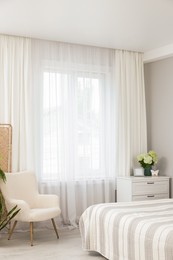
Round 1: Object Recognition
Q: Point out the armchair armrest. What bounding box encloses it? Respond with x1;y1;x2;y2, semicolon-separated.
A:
5;199;31;221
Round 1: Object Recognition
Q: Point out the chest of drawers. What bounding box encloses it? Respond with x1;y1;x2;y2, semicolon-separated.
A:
117;176;170;202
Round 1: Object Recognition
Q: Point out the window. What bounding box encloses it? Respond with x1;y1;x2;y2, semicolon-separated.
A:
42;69;113;181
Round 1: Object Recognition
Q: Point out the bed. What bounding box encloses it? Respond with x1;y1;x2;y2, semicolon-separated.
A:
79;199;173;260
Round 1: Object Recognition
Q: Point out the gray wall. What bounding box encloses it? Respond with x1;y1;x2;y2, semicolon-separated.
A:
144;57;173;197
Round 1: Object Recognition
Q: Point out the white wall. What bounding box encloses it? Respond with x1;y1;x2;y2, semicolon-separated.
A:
144;57;173;197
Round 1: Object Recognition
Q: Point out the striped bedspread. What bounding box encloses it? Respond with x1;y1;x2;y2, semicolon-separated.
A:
79;199;173;260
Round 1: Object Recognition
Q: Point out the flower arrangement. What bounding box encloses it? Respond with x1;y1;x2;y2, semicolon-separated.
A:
137;150;158;169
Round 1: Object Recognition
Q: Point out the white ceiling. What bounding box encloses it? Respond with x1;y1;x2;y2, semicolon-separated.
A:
0;0;173;52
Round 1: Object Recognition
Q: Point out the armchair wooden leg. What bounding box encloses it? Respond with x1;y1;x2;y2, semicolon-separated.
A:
30;222;34;246
7;221;11;234
51;218;59;239
8;220;17;240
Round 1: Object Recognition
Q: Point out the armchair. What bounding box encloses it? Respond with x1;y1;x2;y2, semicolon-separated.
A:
0;171;61;246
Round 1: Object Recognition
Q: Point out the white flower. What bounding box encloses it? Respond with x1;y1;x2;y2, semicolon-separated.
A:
137;153;145;162
149;150;158;163
143;154;152;164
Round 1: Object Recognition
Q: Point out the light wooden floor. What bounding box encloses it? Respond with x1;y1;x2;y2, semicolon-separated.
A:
0;228;106;260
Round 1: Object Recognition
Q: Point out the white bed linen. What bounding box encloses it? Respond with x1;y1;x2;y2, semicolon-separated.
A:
79;199;173;260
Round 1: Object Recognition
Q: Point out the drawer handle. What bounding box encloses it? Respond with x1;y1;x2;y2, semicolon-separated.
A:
147;195;155;198
147;182;154;184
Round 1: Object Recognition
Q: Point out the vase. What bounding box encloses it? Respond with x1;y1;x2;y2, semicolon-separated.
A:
144;165;152;176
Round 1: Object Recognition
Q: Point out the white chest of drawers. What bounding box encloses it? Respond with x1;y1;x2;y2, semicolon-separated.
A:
117;176;170;202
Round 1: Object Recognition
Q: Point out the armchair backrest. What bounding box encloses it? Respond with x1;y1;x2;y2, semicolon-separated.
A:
0;171;39;207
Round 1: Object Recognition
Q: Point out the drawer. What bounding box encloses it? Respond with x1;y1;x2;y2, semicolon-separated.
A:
132;180;169;195
132;193;169;201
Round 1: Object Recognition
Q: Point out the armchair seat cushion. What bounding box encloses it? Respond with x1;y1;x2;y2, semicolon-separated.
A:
14;207;61;222
27;207;61;222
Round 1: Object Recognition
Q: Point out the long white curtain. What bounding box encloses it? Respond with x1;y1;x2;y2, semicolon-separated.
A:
115;50;147;176
0;35;34;172
0;35;147;227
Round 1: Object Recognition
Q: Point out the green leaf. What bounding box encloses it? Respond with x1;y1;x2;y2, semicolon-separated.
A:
0;168;20;231
6;205;18;216
0;168;6;183
0;206;20;231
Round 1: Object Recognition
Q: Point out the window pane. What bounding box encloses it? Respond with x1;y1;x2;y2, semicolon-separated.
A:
42;72;67;180
42;71;105;181
76;77;101;178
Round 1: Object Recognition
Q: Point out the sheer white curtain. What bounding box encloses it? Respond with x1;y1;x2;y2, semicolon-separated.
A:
115;50;147;176
32;40;117;226
0;35;34;172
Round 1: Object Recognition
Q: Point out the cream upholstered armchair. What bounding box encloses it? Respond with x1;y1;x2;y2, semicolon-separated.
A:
0;171;61;246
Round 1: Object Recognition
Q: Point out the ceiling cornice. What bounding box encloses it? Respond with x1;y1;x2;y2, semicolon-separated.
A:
144;44;173;63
